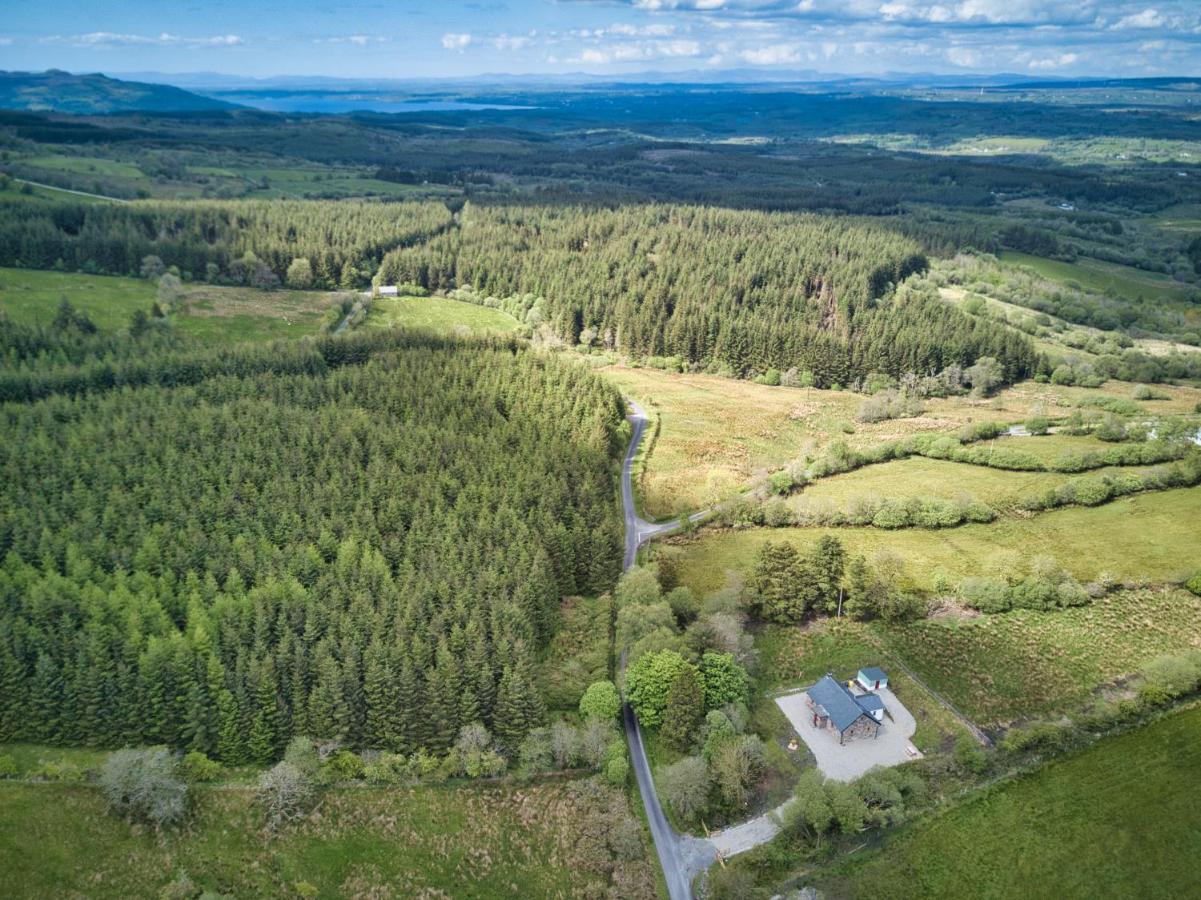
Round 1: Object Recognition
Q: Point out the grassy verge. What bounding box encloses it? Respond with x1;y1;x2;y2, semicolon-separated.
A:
0;776;656;899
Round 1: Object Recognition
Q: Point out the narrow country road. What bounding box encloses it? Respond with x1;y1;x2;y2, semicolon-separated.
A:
10;177;128;203
621;401;718;899
620;398;789;896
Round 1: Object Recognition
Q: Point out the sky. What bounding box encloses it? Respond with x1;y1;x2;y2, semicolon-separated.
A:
1;0;1198;81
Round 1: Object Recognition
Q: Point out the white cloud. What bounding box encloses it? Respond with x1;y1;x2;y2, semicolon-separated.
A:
739;43;801;65
57;32;243;48
1028;51;1078;68
441;32;473;51
946;46;980;67
1111;9;1165;30
494;34;533;51
0;37;12;46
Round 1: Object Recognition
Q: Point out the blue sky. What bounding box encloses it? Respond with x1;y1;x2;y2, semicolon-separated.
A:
1;1;1198;80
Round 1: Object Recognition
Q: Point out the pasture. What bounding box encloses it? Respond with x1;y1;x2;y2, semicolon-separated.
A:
602;364;1201;519
365;294;520;336
813;705;1201;899
0;777;655;899
0;267;332;343
790;456;1165;514
669;485;1201;596
998;250;1190;303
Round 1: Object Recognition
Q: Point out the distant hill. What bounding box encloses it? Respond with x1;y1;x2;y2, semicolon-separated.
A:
0;70;240;114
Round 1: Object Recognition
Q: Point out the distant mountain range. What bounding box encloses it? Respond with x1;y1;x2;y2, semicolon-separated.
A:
0;70;241;114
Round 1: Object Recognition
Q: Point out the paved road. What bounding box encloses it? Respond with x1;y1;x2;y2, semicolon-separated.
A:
620;398;792;897
620;400;717;899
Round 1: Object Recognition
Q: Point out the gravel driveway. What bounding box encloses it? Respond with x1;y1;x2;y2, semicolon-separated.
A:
776;686;922;782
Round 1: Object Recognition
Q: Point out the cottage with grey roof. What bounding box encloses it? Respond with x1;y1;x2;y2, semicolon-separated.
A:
805;673;883;744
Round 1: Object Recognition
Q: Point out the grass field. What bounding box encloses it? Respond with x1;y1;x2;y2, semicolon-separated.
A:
812;704;1201;899
366;294;520;336
754;588;1201;727
0;267;332;343
791;456;1163;514
669;485;1201;596
0;777;655;899
998;250;1190;303
600;365;1201;519
882;587;1201;724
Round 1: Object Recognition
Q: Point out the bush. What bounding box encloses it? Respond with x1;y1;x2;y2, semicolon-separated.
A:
318;750;364;784
658;756;711;823
1186;572;1201;597
99;747;189;828
953;734;989;774
579;680;622;721
257;761;316;830
1025;416;1051;435
363;752;409;784
283;736;321;778
0;754;16;779
958;576;1011;613
180;751;222;784
604;754;629;786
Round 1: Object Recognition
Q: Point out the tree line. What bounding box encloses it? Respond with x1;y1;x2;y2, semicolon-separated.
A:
0;328;626;763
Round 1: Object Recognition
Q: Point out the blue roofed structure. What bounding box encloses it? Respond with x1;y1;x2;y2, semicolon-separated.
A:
805;674;882;743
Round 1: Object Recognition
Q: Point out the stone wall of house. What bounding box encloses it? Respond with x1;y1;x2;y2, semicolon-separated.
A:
843;716;879;743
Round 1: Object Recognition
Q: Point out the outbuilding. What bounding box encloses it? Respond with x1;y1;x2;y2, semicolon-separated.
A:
857;667;889;692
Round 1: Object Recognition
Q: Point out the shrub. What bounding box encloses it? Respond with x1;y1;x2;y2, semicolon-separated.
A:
318;750;364;785
363;752;409;784
99;747;188;828
0;754;16;779
579;680;622;721
958;577;1012;613
604;754;630;787
1025;416;1051;435
1070;477;1112;506
658;756;711;823
257;761;316;830
953;734;989;774
282;736;320;778
1186;572;1201;597
180;751;222;784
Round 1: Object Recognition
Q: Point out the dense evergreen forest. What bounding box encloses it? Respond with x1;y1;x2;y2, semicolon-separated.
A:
0;196;1037;385
379;204;1036;384
0;197;452;288
0;325;626;762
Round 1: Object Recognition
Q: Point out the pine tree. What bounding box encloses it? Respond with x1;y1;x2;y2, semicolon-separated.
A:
661;667;705;752
216;687;247;765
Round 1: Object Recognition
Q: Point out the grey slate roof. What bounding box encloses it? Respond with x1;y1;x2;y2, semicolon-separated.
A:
807;674;872;732
859;666;888;683
857;693;885;714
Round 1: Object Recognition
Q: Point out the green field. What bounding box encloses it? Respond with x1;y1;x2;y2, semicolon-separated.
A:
756;588;1201;726
813;705;1201;899
366;294;520;335
883;587;1201;723
23;154;145;180
0;777;655;899
791;456;1163;514
0;267;331;343
670;485;1201;596
999;251;1190;303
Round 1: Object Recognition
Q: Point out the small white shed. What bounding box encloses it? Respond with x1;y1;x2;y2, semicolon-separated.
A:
857;667;889;692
